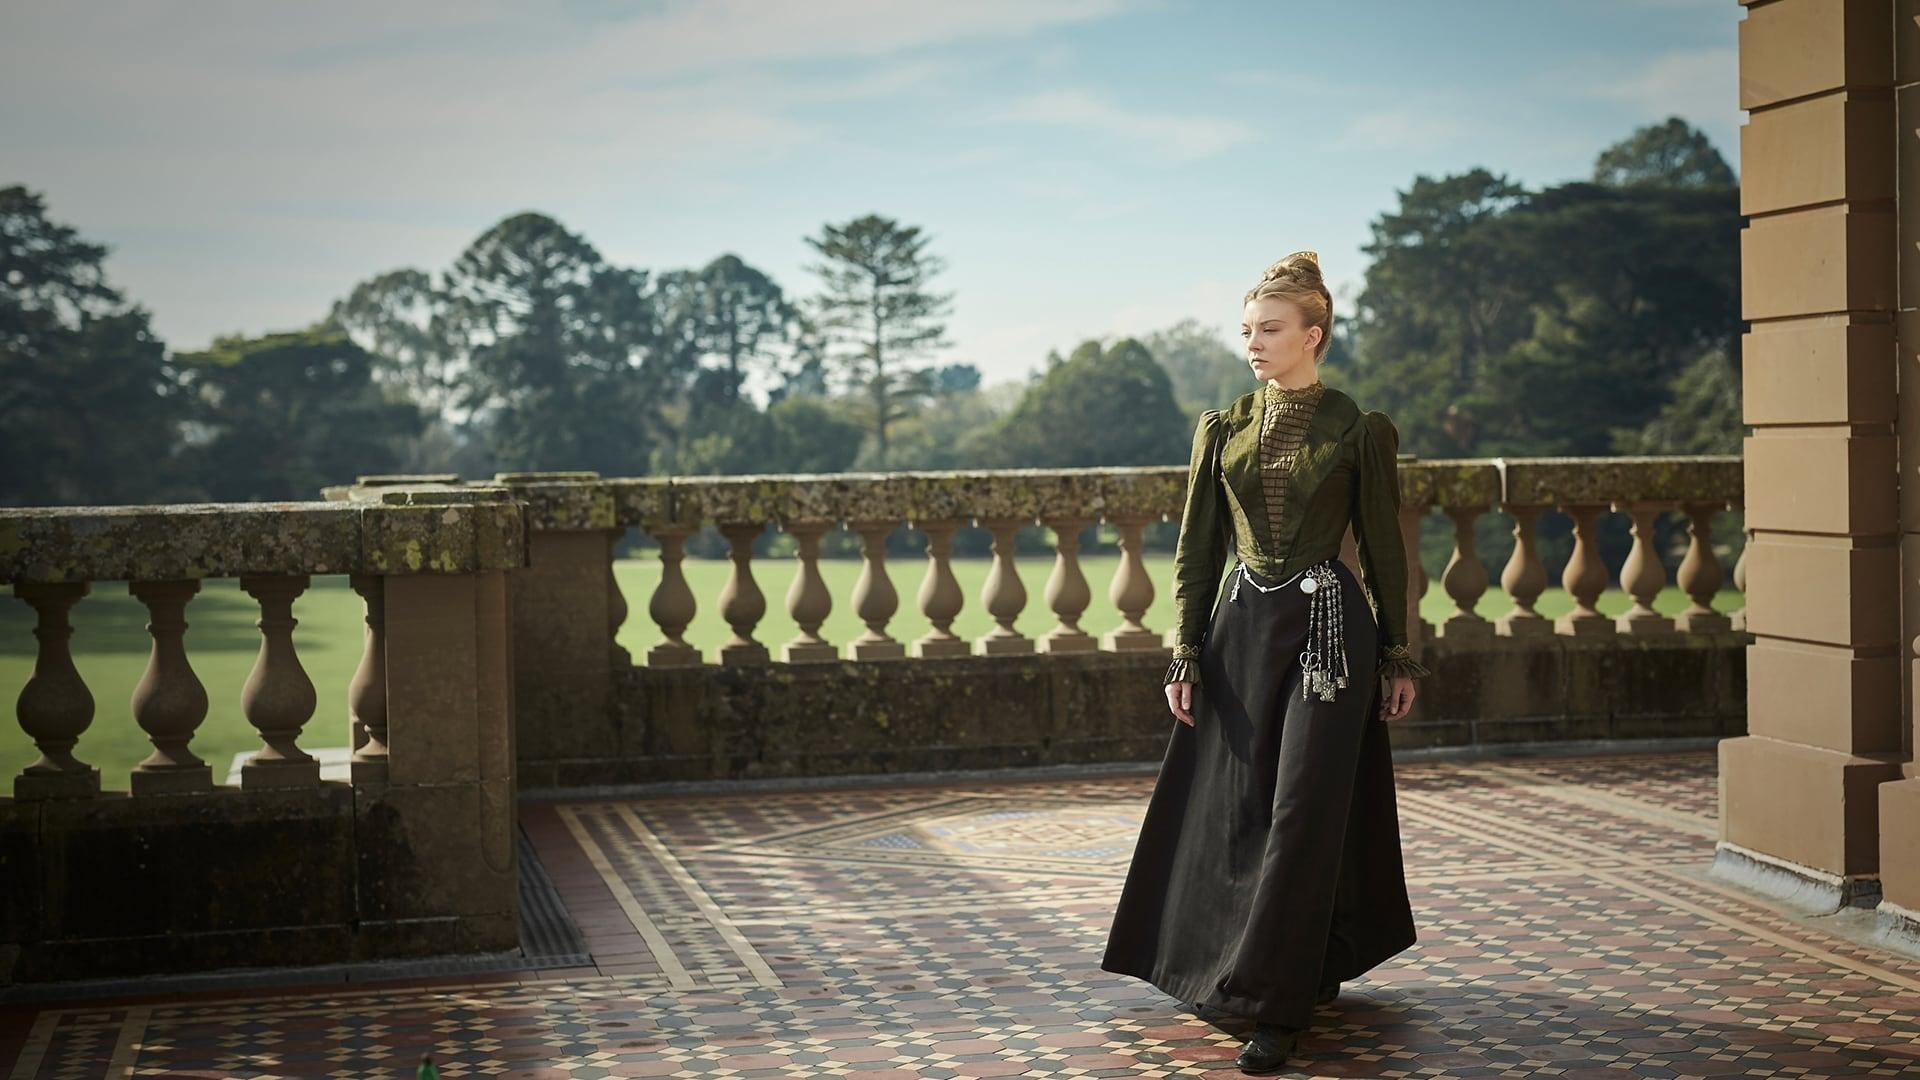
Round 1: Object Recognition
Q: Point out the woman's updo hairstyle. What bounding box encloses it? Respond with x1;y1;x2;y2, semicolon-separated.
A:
1243;250;1333;361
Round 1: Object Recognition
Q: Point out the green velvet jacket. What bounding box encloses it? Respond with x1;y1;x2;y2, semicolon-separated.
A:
1164;383;1432;688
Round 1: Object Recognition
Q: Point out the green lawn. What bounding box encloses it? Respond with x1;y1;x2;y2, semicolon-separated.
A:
1;556;1745;791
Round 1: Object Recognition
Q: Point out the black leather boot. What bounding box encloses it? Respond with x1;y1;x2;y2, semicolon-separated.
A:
1235;1022;1300;1074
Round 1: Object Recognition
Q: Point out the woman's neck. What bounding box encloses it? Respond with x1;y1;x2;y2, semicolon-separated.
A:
1266;364;1320;392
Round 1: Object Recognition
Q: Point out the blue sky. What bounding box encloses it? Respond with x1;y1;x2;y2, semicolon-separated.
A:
2;0;1739;392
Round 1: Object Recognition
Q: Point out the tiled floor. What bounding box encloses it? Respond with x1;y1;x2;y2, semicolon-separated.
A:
4;747;1920;1078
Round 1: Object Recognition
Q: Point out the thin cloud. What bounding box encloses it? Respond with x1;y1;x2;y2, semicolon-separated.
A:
1332;106;1481;151
1587;46;1738;120
985;90;1257;162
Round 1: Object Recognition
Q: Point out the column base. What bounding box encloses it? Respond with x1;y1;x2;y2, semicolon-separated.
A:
1495;612;1555;637
1616;613;1676;634
130;763;213;796
241;759;322;790
1103;628;1160;652
782;641;839;663
1041;629;1097;653
1555;613;1616;636
1436;616;1495;640
1709;840;1882;913
1873;898;1920;961
14;767;101;801
912;635;972;658
848;639;907;660
719;642;770;666
646;643;702;667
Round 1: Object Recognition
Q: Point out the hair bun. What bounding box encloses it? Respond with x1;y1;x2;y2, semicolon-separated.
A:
1260;250;1322;283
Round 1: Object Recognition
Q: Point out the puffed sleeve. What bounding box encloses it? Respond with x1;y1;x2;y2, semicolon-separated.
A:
1353;410;1431;682
1165;409;1230;687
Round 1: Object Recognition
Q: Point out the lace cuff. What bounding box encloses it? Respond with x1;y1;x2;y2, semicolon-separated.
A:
1376;641;1431;681
1166;643;1202;687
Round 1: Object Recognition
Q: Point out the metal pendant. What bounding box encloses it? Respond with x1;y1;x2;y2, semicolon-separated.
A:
1299;575;1317;594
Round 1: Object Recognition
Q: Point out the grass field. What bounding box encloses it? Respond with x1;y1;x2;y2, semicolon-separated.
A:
0;555;1744;791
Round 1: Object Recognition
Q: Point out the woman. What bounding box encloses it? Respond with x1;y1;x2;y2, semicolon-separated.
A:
1099;251;1427;1075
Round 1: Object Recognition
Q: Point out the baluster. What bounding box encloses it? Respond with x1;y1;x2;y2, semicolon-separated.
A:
1105;512;1159;651
1555;503;1614;636
1674;501;1731;633
1497;505;1552;637
348;573;390;785
646;522;701;666
1400;502;1434;648
1041;515;1096;653
1731;513;1749;633
1437;505;1493;639
781;520;838;662
913;517;971;658
238;573;320;788
608;528;632;667
718;521;770;665
13;581;98;800
128;579;212;795
1615;499;1676;634
977;516;1033;655
848;518;906;660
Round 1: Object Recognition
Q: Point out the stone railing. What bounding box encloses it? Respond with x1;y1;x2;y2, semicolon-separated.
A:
0;489;526;984
325;454;1748;787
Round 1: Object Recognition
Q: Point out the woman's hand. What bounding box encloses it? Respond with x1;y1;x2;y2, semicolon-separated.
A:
1166;681;1196;727
1380;675;1416;722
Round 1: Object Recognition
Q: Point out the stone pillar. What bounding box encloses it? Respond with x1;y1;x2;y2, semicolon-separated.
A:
489;473;621;768
353;490;521;957
1716;0;1905;911
1881;0;1920;939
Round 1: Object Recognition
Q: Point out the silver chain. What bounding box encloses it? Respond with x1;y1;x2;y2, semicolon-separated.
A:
1229;558;1351;702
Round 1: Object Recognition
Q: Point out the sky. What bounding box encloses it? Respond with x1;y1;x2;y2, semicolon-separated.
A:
1;0;1740;391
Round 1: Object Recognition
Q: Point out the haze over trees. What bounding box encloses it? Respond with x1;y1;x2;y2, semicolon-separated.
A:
2;117;1741;522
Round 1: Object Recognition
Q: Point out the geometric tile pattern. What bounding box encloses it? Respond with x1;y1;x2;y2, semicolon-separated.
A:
704;795;1144;875
3;747;1919;1078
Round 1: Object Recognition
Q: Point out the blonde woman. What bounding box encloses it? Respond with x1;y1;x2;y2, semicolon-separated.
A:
1100;252;1427;1074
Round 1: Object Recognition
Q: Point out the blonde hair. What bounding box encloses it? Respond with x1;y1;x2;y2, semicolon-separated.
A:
1243;250;1333;360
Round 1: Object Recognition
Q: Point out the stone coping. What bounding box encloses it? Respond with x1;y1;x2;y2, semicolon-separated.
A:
0;496;527;584
322;457;1743;532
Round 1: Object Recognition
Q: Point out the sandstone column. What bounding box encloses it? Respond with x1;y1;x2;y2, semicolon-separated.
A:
1878;0;1920;943
1717;0;1904;911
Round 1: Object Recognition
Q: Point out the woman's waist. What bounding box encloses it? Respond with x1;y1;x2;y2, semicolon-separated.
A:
1234;548;1349;589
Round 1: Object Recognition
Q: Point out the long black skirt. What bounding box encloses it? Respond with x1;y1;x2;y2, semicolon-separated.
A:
1099;556;1418;1030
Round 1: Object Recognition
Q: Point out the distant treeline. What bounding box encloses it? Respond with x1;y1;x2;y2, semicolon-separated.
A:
3;116;1740;562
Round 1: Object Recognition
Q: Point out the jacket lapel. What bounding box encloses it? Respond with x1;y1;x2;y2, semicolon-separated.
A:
1219;386;1360;555
1219;389;1265;528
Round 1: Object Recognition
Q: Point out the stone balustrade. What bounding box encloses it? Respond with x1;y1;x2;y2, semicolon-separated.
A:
325;453;1747;787
1;454;1747;982
1;488;527;983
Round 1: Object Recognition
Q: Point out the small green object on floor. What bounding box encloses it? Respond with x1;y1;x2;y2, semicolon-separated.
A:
418;1053;440;1080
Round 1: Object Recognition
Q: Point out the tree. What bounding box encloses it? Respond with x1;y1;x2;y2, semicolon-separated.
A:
173;326;426;501
1142;318;1248;417
664;254;798;402
931;361;982;396
438;213;669;474
769;395;865;473
802;214;954;469
964;338;1187;468
1593;116;1737;190
327;268;462;422
1345;169;1541;455
1345;119;1738;458
0;184;192;506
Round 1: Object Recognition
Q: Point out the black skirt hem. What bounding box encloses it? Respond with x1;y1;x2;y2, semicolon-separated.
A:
1100;921;1418;1028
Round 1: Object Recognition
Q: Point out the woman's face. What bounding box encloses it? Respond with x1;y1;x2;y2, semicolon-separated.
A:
1241;295;1321;383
